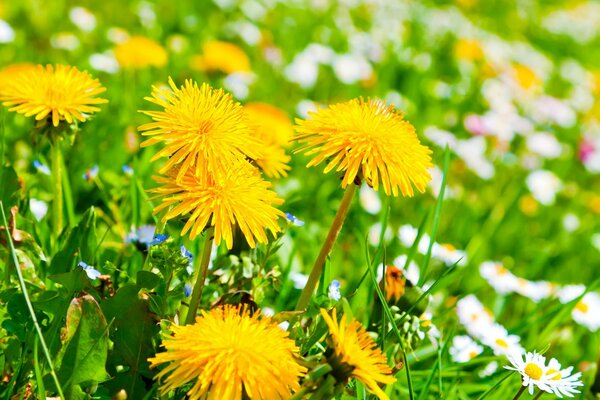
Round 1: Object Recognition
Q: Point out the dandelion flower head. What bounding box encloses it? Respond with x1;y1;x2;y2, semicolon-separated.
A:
0;64;107;127
139;78;261;180
320;308;396;400
190;40;251;75
151;162;283;249
149;305;306;400
295;98;432;197
114;36;168;69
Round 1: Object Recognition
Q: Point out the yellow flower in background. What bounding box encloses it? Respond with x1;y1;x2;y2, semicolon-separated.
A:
149;305;306;400
139;78;260;181
190;40;251;75
512;63;542;91
245;102;293;178
0;64;107;127
114;36;168;69
454;38;484;62
320;309;396;400
295;98;432;197
151;161;283;249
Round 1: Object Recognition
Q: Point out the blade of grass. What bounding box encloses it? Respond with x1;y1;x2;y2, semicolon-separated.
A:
365;243;414;400
476;371;514;400
419;146;450;285
404;209;430;271
417;327;454;400
0;201;65;399
33;336;46;400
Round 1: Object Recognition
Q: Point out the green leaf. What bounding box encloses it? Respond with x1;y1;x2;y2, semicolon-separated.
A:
102;284;160;398
55;294;110;399
136;270;160;290
51;207;97;274
0;165;20;209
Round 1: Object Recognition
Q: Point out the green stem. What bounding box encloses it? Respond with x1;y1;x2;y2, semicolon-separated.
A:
532;392;544;400
1;201;65;399
50;140;63;239
512;386;526;400
296;183;357;311
185;226;215;325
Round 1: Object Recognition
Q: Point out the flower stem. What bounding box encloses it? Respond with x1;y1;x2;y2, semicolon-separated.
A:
50;139;64;239
512;386;526;400
185;226;215;325
295;183;357;311
532;392;544;400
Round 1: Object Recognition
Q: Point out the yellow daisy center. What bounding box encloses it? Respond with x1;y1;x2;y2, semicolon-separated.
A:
547;368;562;380
575;301;589;313
524;363;543;380
495;338;508;348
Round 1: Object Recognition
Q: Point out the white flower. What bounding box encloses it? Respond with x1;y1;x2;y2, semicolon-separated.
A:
479;361;499;377
562;214;580;232
544;358;584;398
449;335;483;363
359;184;381;214
433;243;467;266
513;279;553;303
526;132;562;159
332;54;373;84
0;20;15;43
223;72;255;100
479;261;518;294
368;222;392;246
456;295;495;339
29;199;48;221
50;32;80;51
89;53;120;74
69;7;97;32
505;351;554;395
572;292;600;331
480;324;524;356
556;284;586;304
398;224;418;247
284;54;319;89
289;271;308;290
295;99;319;119
392;255;420;286
526;170;562;205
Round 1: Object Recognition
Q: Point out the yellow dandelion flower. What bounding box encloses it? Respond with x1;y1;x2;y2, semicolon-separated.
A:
0;64;107;127
190;40;251;75
114;36;168;69
295;98;432;197
0;63;36;92
512;63;541;91
139;78;261;180
151;162;283;249
320;309;396;400
149;305;307;400
245;103;293;178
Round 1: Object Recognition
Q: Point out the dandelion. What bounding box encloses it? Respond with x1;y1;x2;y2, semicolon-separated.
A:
245;102;293;178
295;97;432;197
151;162;283;249
0;64;107;127
320;309;396;400
114;36;167;69
190;40;251;75
139;78;260;180
149;305;306;400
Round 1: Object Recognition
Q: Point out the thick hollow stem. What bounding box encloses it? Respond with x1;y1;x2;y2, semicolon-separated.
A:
185;226;215;325
50;140;64;239
295;183;357;311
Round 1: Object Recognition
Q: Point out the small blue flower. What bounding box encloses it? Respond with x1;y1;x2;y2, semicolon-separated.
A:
33;160;51;176
82;165;99;181
328;280;341;301
122;165;133;176
285;212;305;227
78;261;101;280
184;283;193;297
149;234;168;246
180;245;193;264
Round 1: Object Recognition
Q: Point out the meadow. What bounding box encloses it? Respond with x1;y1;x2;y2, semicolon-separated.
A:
0;0;599;399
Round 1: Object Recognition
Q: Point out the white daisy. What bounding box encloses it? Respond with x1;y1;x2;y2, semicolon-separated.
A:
572;292;600;331
544;358;584;398
479;261;518;294
480;324;525;356
456;295;495;339
359;184;382;214
449;335;483;363
505;351;553;395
